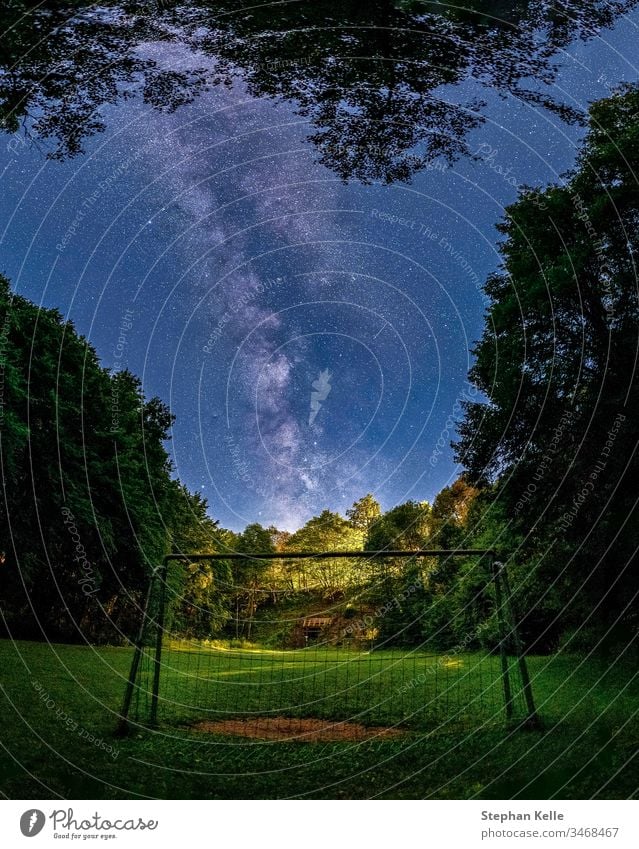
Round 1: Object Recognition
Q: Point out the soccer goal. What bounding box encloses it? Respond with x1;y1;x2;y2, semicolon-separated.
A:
116;549;537;741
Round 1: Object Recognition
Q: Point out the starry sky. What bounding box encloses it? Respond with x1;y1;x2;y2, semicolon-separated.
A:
0;7;638;531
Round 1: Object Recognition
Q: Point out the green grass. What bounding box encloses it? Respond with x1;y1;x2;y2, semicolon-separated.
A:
132;640;523;730
0;639;638;799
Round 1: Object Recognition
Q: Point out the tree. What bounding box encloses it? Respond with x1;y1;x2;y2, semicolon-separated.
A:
2;0;630;178
363;501;432;645
0;1;209;159
0;274;217;642
454;84;639;647
346;493;382;537
233;523;274;639
430;478;479;550
366;501;431;552
165;485;232;638
286;509;362;594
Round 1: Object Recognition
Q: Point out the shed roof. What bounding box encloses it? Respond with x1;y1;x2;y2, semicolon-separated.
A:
302;616;332;628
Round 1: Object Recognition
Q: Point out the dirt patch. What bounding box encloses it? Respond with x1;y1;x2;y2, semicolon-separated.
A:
190;716;406;742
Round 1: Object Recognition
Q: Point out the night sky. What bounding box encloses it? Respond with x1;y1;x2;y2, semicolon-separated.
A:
0;10;637;531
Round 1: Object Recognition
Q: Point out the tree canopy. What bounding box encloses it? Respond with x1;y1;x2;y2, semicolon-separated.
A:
454;84;639;649
0;274;221;640
2;0;634;180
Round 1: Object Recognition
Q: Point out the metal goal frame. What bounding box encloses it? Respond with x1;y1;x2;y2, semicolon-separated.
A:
116;548;538;734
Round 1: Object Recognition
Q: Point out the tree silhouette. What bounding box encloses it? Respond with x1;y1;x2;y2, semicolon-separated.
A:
1;0;635;179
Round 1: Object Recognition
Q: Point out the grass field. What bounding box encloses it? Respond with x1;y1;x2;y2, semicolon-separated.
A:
129;640;525;731
0;639;638;799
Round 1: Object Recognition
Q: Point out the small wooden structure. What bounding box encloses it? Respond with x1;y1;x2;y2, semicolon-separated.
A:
302;615;332;642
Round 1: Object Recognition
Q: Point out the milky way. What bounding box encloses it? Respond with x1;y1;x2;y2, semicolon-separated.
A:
0;9;637;530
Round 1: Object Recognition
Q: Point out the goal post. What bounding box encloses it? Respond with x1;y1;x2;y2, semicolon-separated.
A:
116;548;538;735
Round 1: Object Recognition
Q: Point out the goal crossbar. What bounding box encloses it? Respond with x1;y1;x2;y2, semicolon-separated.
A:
117;547;539;734
163;549;496;562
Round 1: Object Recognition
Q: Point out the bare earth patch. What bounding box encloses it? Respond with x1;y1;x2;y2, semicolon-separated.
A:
190;717;405;742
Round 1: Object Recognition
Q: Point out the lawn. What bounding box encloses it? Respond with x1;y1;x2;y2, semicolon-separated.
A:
0;639;637;799
130;640;521;731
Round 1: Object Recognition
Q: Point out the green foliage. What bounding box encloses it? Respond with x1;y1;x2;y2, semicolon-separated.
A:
230;523;275;639
360;501;430;645
346;493;382;532
366;500;430;552
430;477;479;549
164;486;232;639
0;0;625;178
0;275;501;650
0;276;211;642
286;509;364;594
3;640;639;798
454;84;639;648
